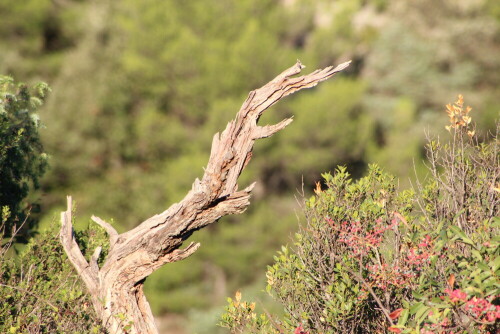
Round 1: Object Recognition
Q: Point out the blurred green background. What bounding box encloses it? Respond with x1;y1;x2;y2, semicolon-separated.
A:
1;0;498;332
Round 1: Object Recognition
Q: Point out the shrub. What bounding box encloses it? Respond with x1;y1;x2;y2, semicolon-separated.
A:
0;220;107;333
0;75;49;241
220;96;499;333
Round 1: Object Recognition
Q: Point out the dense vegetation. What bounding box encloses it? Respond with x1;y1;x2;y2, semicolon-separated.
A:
0;76;49;241
1;0;499;332
0;225;104;333
220;97;499;333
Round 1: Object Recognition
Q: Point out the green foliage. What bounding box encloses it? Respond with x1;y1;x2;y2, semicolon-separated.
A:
363;0;500;178
390;222;499;334
264;165;415;333
0;76;49;240
221;99;499;333
219;291;271;334
258;78;371;187
0;218;110;333
2;0;500;327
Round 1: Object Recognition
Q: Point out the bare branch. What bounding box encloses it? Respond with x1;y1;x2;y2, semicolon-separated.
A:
90;246;102;273
60;196;98;291
91;215;118;248
161;242;200;264
60;60;351;334
253;117;294;139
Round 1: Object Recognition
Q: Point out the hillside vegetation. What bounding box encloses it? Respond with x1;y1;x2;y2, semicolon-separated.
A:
1;0;499;332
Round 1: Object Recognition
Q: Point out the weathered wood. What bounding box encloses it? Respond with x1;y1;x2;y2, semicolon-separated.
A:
60;60;351;334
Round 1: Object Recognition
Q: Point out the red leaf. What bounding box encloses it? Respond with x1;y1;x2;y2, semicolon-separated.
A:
389;308;403;320
388;326;402;333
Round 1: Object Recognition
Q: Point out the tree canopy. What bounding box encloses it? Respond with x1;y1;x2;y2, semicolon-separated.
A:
0;76;49;240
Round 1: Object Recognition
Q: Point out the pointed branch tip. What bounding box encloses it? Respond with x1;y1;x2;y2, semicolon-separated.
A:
66;195;73;214
254;117;294;139
170;242;201;263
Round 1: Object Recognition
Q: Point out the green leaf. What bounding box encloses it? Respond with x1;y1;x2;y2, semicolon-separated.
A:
449;226;475;247
415;305;431;325
397;308;409;326
409;302;425;315
471;249;482;261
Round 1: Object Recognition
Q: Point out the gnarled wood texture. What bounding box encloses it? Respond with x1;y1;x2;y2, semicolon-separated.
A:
60;60;351;334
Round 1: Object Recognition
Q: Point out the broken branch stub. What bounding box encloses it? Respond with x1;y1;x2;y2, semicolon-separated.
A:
60;60;350;334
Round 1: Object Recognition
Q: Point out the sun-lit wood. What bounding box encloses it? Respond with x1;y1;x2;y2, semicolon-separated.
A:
60;60;350;334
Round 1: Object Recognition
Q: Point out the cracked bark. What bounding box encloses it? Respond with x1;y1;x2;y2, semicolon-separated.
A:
60;60;351;334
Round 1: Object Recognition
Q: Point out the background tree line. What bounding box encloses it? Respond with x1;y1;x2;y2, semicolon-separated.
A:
1;0;499;332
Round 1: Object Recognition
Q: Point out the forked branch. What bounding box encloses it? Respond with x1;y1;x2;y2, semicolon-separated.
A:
60;60;351;334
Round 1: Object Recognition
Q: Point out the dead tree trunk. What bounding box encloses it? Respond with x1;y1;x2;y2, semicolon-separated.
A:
60;60;350;334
